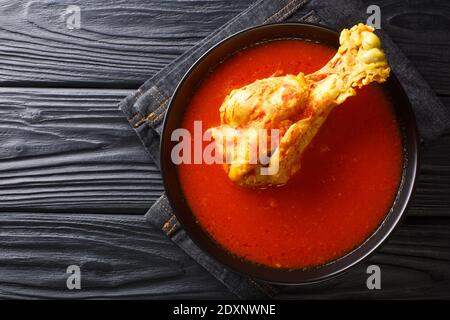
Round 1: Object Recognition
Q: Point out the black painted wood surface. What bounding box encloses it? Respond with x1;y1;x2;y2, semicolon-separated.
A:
0;0;449;299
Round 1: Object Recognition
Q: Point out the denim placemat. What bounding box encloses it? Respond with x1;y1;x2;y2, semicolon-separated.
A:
119;0;450;299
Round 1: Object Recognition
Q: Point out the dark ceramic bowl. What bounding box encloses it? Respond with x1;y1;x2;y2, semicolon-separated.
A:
160;22;419;284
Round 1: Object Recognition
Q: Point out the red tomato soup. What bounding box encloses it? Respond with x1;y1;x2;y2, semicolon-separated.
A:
178;40;403;269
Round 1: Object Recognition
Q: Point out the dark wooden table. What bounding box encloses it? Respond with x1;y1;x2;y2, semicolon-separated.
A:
0;0;449;299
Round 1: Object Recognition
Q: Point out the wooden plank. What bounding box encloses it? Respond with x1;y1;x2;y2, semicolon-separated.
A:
0;0;448;300
0;0;251;88
409;103;450;217
311;0;450;96
0;0;448;96
0;88;161;213
0;88;449;215
0;213;233;299
0;212;448;299
368;0;450;95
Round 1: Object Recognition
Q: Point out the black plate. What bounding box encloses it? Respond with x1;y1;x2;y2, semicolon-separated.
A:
160;22;419;284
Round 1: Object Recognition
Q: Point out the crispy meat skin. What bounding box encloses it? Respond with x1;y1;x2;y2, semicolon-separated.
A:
208;24;391;187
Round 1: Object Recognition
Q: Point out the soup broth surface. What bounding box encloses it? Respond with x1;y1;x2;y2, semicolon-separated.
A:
178;40;403;268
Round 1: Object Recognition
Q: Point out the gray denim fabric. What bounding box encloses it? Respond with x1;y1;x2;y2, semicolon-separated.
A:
119;0;450;299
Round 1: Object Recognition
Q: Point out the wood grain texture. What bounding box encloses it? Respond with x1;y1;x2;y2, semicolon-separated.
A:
0;0;449;300
0;213;233;299
378;0;450;95
0;0;250;88
0;88;449;215
0;0;448;96
0;88;448;299
0;213;448;299
0;88;161;213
